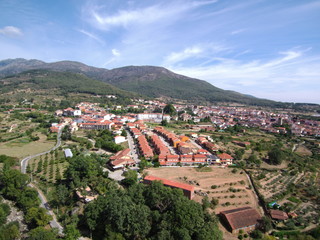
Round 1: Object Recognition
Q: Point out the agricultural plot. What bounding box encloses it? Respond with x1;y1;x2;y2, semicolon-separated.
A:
145;167;261;214
253;170;303;202
251;169;320;228
27;150;69;184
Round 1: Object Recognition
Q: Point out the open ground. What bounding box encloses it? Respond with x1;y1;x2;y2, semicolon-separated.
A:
145;166;261;214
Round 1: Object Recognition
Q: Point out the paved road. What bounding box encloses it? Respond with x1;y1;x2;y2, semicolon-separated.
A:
21;128;63;174
125;129;140;163
20;127;64;235
156;133;178;154
29;183;64;234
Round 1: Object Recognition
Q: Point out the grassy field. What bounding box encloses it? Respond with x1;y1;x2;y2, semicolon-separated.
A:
0;133;55;159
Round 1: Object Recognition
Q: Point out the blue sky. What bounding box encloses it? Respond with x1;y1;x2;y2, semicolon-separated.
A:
0;0;320;104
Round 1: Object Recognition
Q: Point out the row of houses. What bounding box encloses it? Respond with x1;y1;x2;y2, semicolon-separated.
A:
157;152;233;166
158;154;207;166
137;135;154;159
150;134;172;156
197;136;219;152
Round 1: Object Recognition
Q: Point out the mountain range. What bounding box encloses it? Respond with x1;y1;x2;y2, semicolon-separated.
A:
0;58;281;106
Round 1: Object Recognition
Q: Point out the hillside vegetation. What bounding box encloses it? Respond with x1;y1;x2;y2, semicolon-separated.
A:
0;70;138;106
0;58;281;106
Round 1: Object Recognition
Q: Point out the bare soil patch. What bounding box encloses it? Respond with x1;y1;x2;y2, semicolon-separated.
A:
145;167;260;214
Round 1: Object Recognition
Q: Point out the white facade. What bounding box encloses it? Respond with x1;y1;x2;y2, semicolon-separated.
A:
137;113;170;123
73;110;82;116
114;136;126;144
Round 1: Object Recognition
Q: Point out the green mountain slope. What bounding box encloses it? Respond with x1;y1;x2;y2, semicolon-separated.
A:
97;66;277;105
0;69;138;99
0;58;279;106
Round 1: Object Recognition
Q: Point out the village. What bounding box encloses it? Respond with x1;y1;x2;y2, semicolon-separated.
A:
44;100;320;238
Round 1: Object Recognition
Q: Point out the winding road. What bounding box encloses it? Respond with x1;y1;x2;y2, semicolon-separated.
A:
20;128;64;235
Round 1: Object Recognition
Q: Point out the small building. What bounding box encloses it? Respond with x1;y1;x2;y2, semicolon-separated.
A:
64;148;73;158
114;135;126;144
143;175;194;200
269;209;288;221
217;153;233;165
220;207;262;234
109;148;135;170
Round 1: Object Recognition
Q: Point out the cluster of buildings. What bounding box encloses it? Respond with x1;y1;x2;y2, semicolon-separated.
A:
108;148;135;170
178;105;320;137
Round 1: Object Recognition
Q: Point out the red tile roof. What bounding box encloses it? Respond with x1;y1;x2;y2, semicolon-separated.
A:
218;153;233;160
144;175;194;192
221;207;261;230
269;210;288;220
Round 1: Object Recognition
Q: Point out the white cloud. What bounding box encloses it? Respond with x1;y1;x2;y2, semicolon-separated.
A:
164;46;203;65
77;29;104;44
112;49;120;56
230;28;246;35
163;43;230;65
0;26;23;37
169;48;320;103
85;1;217;30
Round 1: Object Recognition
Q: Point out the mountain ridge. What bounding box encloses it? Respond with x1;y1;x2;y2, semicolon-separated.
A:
0;58;279;106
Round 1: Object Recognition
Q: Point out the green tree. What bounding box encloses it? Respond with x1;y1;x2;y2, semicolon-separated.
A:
121;170;138;187
16;188;40;210
259;216;273;233
267;148;284;165
0;168;29;199
55;184;70;206
25;207;52;228
64;223;81;240
28;227;57;240
0;221;20;240
121;129;127;137
235;149;245;160
163;104;176;116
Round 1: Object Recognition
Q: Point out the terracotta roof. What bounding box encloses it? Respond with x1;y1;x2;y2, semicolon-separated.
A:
269;210;288;220
111;158;135;167
144;175;194;192
110;148;131;160
221;207;261;230
218;153;233;160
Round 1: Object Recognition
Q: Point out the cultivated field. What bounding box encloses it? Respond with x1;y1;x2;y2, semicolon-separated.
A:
0;133;55;159
145;166;261;214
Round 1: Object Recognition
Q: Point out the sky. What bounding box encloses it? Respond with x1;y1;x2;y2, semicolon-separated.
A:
0;0;320;104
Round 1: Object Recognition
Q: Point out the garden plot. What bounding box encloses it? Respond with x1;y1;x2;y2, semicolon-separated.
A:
145;167;261;214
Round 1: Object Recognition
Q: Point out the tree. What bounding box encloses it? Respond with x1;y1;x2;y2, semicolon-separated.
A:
161;119;169;126
25;207;52;228
235;149;245;160
121;170;138;187
210;198;219;209
64;223;81;240
16;188;40;210
267;148;284;165
0;221;20;240
55;184;70;206
163;104;176;116
28;227;57;240
0;168;29;199
121;130;127;137
259;216;273;233
202;196;211;210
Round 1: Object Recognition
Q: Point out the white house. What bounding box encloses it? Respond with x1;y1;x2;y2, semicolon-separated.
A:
114;135;126;144
73;110;82;116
